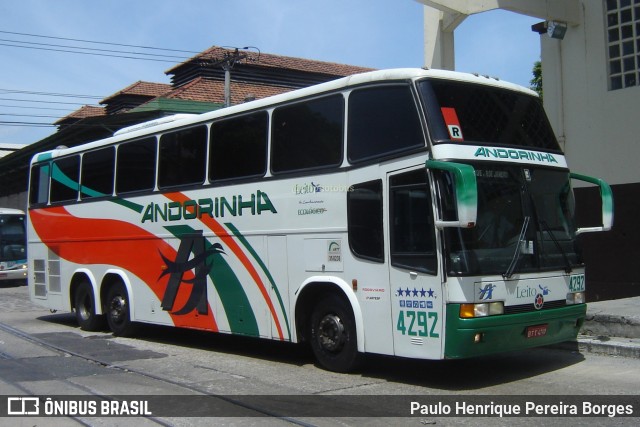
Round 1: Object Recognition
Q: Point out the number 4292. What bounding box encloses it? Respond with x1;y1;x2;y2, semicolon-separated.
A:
396;310;439;338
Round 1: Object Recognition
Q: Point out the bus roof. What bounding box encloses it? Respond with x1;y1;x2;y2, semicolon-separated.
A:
31;68;537;163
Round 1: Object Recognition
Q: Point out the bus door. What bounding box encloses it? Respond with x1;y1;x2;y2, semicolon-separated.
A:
388;168;444;359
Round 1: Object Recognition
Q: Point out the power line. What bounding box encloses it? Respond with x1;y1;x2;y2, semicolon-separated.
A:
0;120;55;127
0;97;101;106
0;30;202;55
0;88;103;99
0;41;181;64
0;37;191;61
0;112;64;118
0;104;76;112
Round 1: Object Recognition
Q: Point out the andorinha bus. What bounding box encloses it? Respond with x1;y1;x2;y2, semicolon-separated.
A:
27;68;613;372
0;208;27;285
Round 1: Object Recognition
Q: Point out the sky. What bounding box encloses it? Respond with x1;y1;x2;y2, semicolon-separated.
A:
0;0;541;146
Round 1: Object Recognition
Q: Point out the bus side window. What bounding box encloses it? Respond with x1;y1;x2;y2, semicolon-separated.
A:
29;163;50;206
81;146;115;199
347;180;384;262
390;170;437;274
116;137;157;194
210;111;268;181
271;94;344;174
347;85;424;163
50;155;80;203
159;126;207;188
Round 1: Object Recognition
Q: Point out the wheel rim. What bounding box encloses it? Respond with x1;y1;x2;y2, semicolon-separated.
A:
317;313;345;353
109;294;127;325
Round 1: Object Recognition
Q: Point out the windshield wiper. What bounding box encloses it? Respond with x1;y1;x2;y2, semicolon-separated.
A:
503;216;530;279
539;219;572;274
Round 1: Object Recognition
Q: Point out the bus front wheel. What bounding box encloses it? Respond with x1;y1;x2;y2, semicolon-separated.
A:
105;282;135;337
309;294;361;373
74;281;105;331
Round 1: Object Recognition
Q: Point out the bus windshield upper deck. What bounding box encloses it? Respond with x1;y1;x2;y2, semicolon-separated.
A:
419;78;560;151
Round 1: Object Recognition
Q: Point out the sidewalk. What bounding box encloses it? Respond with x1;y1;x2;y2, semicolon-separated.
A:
555;296;640;358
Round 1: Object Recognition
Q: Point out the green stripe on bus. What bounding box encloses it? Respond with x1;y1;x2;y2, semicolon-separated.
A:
51;163;79;193
165;224;259;337
225;222;291;339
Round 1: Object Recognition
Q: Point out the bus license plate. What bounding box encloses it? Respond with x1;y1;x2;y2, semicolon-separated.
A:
526;324;548;338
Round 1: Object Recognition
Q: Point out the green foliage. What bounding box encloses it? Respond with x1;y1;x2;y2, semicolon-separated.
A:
530;60;543;100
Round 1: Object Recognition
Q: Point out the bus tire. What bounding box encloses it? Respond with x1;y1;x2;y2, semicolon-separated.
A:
74;281;105;331
309;294;361;373
105;281;135;337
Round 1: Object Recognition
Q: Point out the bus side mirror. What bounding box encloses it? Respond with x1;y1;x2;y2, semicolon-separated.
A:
570;172;614;234
426;160;477;229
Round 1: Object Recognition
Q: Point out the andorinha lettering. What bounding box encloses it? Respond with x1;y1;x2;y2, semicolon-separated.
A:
474;147;558;164
141;191;277;223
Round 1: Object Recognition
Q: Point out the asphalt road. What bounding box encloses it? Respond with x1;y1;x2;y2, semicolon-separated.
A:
0;282;638;426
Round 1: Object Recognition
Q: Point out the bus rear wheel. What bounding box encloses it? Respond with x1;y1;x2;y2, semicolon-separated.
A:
309;294;361;373
74;281;105;331
105;281;135;337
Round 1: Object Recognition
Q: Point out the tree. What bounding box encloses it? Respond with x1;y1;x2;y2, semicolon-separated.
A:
530;60;543;100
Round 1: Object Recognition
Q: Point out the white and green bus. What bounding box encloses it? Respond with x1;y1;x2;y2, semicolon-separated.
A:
1;208;27;285
27;68;612;372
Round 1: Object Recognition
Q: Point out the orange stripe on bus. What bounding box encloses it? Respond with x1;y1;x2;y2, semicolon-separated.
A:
29;206;218;332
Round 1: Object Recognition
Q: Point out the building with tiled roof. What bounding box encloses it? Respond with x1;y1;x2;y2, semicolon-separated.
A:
167;46;375;88
100;81;172;115
54;105;106;127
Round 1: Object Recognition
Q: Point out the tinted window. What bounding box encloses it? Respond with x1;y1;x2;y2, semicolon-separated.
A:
29;163;50;206
81;147;115;199
117;137;157;194
159;126;207;188
420;79;560;151
390;170;437;274
348;85;424;163
210;112;268;181
50;156;80;203
347;180;383;262
271;95;344;173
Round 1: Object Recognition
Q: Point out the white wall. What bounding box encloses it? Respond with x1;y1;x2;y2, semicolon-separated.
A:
542;1;640;186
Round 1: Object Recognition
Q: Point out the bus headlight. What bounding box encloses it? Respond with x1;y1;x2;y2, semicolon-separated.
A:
566;292;585;305
460;302;504;318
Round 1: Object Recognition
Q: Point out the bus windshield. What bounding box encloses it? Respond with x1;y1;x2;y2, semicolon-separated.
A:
0;213;26;263
438;164;581;276
419;78;561;152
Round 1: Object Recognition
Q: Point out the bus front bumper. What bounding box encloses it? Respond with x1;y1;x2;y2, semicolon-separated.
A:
444;303;586;359
0;262;28;283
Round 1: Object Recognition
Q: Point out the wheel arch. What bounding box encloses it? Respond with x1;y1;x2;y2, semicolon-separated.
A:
99;270;135;320
293;276;364;352
69;269;98;313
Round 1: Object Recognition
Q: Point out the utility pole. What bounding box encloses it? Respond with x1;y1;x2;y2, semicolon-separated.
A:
222;48;247;108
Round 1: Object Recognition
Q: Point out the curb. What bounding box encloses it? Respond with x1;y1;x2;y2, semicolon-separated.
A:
581;315;640;339
551;335;640;359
